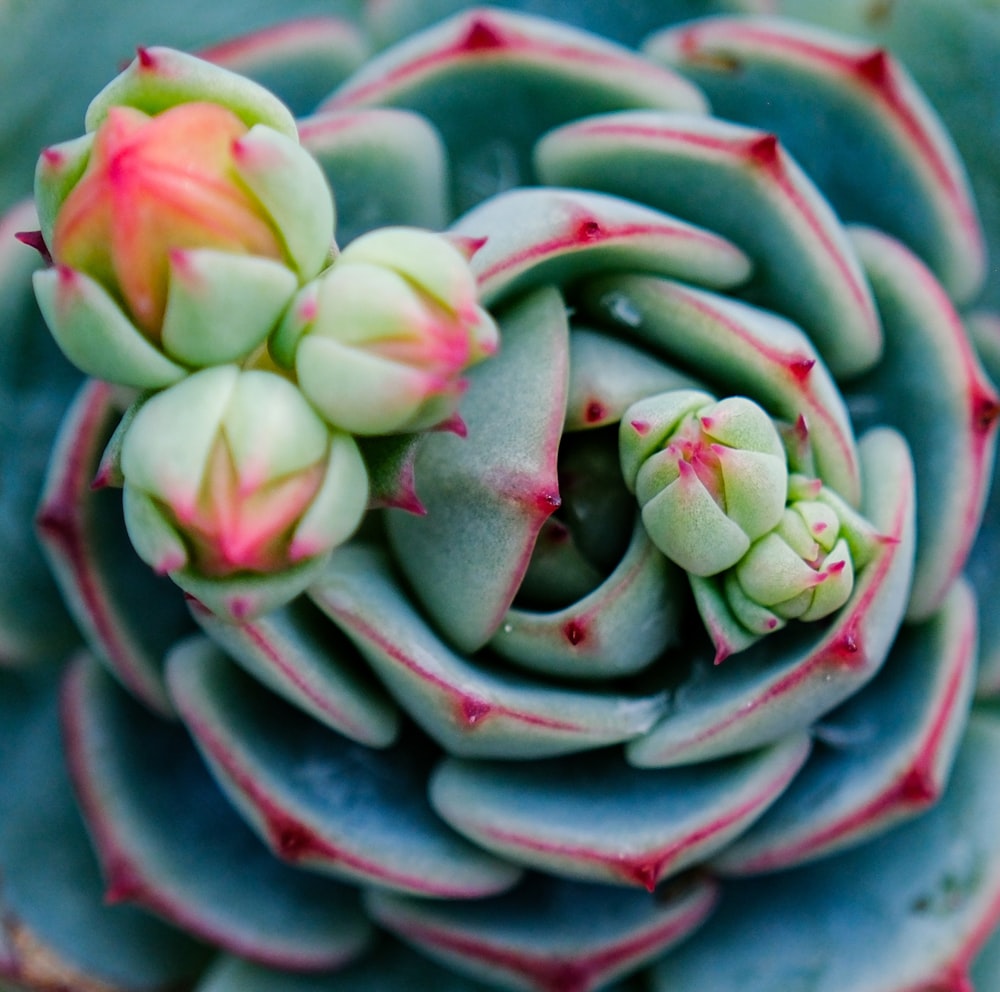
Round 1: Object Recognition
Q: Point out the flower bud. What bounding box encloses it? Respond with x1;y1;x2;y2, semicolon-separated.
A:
620;391;788;576
118;366;368;619
271;226;499;435
690;473;883;662
31;48;335;389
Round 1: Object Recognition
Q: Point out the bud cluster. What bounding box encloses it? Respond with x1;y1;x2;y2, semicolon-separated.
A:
621;391;880;658
25;48;497;618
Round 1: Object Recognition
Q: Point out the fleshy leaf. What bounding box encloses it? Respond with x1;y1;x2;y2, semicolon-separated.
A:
63;653;373;970
367;873;719;992
564;327;702;430
298;109;450;243
714;576;977;873
489;521;682;680
0;665;209;990
646;14;986;304
965;310;1000;698
32;266;188;390
188;596;400;748
846;226;1000;621
323;7;707;213
369;0;773;49
85;45;298;138
311;543;667;760
537;109;881;378
649;713;1000;991
196;939;516;992
36;380;195;714
199;17;369;117
160;250;298;366
166;636;520;898
385;285;568;652
579;273;861;505
451;186;752;306
0;202;79;663
430;732;809;890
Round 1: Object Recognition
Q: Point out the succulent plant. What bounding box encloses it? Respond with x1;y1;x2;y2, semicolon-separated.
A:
3;2;1000;991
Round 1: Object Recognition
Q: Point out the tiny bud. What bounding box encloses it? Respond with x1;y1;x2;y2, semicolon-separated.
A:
282;226;499;435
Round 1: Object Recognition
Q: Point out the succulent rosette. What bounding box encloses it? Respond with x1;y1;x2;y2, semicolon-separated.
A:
4;2;1000;992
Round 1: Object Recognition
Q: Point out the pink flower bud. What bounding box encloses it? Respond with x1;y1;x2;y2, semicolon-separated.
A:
51;103;286;340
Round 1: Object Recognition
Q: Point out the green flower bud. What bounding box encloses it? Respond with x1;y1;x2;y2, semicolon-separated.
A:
118;366;368;619
271;226;499;435
31;48;335;389
691;473;882;662
620;391;788;576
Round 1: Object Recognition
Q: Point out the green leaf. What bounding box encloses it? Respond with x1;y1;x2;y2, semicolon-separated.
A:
646;14;986;303
627;427;914;766
311;544;667;759
385;285;569;652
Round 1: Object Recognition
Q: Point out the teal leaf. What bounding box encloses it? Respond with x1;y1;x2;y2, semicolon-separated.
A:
430;732;810;890
0;665;209;990
311;543;667;760
188;597;400;748
299;109;450;244
36;380;195;714
200;17;369;117
489;521;682;680
63;653;373;970
564;327;702;431
197;939;507;992
845;226;1000;621
537;109;881;379
776;0;1000;310
646;14;986;304
367;873;719;992
966;310;1000;699
0;203;78;664
650;713;1000;991
578;273;861;505
323;8;707;215
166;635;519;898
0;1;368;213
714;576;977;873
369;0;774;49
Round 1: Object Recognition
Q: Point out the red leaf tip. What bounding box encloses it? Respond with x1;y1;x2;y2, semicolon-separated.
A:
972;391;1000;434
563;619;587;646
573;217;603;243
746;133;781;172
855;48;892;88
788;356;816;381
14;229;52;264
459;16;507;51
